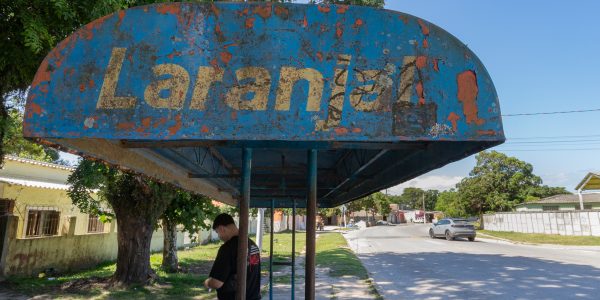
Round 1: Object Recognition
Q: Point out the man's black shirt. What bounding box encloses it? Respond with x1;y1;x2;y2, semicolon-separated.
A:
209;236;261;300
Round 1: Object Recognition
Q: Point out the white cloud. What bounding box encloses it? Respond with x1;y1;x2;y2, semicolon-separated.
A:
384;175;464;195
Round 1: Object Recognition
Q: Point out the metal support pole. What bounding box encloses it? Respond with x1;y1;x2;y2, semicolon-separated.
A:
236;148;252;300
256;208;265;252
269;198;274;300
305;149;317;300
291;199;296;299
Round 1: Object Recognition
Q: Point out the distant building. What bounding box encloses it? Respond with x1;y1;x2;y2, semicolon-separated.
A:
516;193;600;211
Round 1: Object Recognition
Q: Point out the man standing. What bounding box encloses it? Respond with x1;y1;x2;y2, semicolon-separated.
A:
205;213;261;300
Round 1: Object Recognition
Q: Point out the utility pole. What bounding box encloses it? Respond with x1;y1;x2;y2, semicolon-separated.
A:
422;192;426;223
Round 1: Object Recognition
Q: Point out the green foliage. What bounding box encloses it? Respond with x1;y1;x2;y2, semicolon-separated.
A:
396;187;438;210
434;189;467;217
3;107;58;162
162;192;219;242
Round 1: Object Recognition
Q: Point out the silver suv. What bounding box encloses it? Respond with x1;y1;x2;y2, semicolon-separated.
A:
429;218;476;241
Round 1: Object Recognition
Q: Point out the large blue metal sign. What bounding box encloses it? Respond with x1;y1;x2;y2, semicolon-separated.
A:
24;2;503;143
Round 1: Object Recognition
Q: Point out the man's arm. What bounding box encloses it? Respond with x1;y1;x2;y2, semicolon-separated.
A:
204;277;224;289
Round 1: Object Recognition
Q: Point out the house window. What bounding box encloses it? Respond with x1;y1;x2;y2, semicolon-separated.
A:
542;205;559;211
0;199;15;215
87;215;105;233
25;209;60;237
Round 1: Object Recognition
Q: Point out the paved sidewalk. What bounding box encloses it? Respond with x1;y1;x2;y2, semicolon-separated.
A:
264;232;376;299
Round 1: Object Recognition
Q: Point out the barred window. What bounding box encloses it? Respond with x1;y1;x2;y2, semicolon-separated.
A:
0;199;15;215
87;215;105;233
542;205;559;211
26;209;60;237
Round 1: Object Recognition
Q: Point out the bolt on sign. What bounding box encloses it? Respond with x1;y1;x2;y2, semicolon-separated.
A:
25;2;503;143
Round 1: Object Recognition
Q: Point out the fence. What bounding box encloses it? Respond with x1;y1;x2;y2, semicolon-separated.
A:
483;211;600;237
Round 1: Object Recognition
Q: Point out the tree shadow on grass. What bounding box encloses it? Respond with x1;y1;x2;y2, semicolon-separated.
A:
358;251;600;299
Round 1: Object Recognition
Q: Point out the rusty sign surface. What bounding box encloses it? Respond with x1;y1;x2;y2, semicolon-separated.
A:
24;2;503;143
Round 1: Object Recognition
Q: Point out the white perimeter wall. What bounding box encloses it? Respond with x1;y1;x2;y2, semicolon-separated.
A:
483;211;600;236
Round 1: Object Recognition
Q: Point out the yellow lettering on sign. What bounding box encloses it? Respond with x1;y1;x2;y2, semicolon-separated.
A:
144;64;190;109
225;67;271;110
398;56;416;103
275;67;324;111
190;67;224;110
97;48;137;109
316;55;351;131
350;64;395;112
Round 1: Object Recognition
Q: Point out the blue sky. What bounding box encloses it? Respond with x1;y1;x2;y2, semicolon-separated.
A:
386;0;600;193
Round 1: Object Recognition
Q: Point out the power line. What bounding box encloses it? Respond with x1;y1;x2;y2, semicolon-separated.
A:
502;108;600;117
508;134;600;140
499;148;600;152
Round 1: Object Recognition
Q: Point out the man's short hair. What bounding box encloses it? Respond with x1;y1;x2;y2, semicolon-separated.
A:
212;213;235;230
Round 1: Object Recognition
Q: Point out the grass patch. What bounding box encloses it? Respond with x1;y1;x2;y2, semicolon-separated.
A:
479;230;600;246
5;241;223;299
315;232;368;279
260;232;306;274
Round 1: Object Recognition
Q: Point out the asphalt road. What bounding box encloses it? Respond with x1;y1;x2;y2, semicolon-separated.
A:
344;224;600;300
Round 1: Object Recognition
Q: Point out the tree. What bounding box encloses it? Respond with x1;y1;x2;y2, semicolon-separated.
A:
160;192;219;273
434;189;467;217
457;151;542;219
3;107;58;162
68;159;175;284
373;192;392;219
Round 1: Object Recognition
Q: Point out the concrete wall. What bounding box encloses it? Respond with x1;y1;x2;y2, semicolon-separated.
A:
483;211;600;236
0;215;200;277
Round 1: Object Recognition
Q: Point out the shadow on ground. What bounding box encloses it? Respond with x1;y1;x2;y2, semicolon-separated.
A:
359;251;600;299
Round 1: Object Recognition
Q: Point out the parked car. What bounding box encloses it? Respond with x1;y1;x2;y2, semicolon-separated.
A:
429;218;476;241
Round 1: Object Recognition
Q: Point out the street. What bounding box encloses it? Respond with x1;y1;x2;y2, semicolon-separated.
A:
345;224;600;300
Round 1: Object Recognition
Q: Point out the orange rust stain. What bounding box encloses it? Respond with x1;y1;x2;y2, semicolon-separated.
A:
447;112;460;132
433;59;440;72
156;3;181;15
89;79;95;88
423;38;429;48
79;83;86;92
167;50;181;59
316;52;323;62
416;56;427;69
210;58;219;68
417;19;430;35
400;16;409;24
353;19;364;29
334;127;348;135
116;10;126;27
352;127;362;133
303;16;308;28
254;5;272;19
201;125;209;133
188;50;195;55
117;122;135;130
245;17;255;28
274;6;289;17
238;8;250;16
211;4;220;17
337;5;349;14
29;103;43;116
220;51;232;64
142;117;152;128
31;58;51;88
153;117;167;128
168;114;182;136
231;111;237;120
318;5;331;13
477;130;496;136
336;22;343;38
457;70;484;125
223;43;238;49
416;81;425;104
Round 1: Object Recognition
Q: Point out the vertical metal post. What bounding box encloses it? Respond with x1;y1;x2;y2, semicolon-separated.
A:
269;198;274;300
291;199;296;299
236;148;252;300
305;149;317;300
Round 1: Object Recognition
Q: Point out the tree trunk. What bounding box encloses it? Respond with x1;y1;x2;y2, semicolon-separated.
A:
113;215;156;284
479;212;485;230
161;218;178;273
